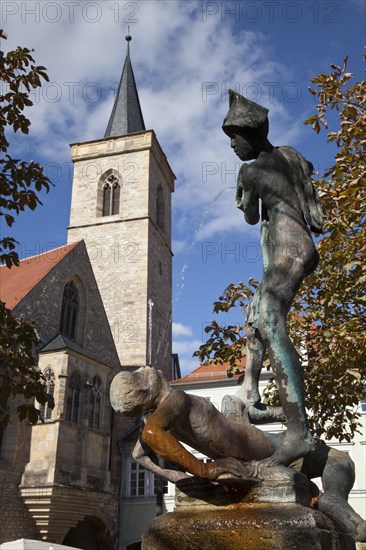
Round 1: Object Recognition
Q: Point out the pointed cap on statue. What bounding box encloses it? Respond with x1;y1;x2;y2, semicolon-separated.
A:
222;90;269;136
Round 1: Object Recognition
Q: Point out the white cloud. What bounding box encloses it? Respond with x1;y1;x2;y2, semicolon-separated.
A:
173;338;202;354
3;0;304;248
172;322;193;338
172;239;187;255
172;338;202;376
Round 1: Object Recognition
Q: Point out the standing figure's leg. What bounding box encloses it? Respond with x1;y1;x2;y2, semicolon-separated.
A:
221;287;264;422
257;266;315;466
236;324;265;406
221;326;267;424
221;285;285;425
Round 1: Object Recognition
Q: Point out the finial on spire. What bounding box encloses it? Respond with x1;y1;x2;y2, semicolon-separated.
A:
125;26;132;42
125;26;132;55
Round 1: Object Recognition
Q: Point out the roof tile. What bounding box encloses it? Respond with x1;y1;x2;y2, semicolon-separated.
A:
171;358;245;385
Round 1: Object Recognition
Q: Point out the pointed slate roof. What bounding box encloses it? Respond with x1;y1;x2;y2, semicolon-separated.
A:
0;242;79;310
40;333;84;354
40;333;115;366
104;33;145;137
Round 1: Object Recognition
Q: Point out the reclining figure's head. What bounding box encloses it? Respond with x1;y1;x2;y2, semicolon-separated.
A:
110;366;164;417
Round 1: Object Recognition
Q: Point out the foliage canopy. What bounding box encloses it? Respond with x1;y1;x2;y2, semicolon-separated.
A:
0;34;53;427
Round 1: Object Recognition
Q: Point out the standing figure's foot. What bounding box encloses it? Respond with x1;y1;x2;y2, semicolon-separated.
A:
246;402;286;424
221;395;285;425
260;435;315;467
221;394;249;423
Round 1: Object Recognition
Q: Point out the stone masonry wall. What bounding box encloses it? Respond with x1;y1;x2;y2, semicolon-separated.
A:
0;402;37;543
23;350;115;492
147;139;174;379
0;466;37;543
67;131;175;369
13;241;120;370
68;220;149;367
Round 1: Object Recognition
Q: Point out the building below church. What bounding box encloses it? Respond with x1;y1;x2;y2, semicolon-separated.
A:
0;242;121;547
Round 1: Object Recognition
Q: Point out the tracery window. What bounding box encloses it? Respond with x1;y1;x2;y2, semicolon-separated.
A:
66;370;81;424
60;282;79;340
156;185;165;233
102;174;120;216
89;375;102;430
40;369;55;420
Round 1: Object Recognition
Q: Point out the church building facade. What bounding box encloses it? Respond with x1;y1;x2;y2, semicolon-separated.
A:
67;34;175;373
0;34;175;549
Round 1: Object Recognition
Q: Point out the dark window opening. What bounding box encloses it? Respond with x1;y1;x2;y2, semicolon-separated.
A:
66;370;81;424
60;282;79;340
40;369;55;421
154;475;168;495
102;174;120;216
112;180;120;215
129;461;146;496
102;183;111;216
89;375;102;430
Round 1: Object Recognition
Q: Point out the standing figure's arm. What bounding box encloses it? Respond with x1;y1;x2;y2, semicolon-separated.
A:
236;164;260;225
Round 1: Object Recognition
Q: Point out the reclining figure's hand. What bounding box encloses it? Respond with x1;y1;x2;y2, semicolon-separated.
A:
204;457;251;481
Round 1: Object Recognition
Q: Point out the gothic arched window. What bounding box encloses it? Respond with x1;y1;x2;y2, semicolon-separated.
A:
60;282;79;340
89;375;102;430
102;174;120;216
40;368;55;421
66;370;81;424
156;185;165;233
102;183;111;216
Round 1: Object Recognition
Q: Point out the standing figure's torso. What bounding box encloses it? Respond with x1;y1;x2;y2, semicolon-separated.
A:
247;149;318;274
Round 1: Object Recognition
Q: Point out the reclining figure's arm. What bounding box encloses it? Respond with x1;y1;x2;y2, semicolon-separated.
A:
142;390;249;481
142;391;209;478
132;437;190;483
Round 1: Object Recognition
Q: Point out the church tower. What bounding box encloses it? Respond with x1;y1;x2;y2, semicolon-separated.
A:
67;34;175;377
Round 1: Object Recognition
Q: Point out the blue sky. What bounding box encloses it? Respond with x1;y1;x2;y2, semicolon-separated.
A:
1;0;365;374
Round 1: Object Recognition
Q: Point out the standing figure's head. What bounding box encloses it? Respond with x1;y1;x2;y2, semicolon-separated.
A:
223;90;269;160
110;366;167;417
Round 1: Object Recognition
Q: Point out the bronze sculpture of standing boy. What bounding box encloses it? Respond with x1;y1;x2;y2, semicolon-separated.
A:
223;90;324;466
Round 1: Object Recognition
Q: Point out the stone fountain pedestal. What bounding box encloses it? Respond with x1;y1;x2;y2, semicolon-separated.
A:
141;467;356;550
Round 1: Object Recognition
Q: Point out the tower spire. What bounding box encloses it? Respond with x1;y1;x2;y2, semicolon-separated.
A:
104;31;145;137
